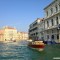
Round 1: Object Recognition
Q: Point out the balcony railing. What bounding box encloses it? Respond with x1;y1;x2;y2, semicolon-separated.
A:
45;10;60;20
45;25;58;30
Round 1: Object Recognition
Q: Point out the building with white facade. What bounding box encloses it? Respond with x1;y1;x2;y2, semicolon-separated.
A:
44;0;60;43
38;19;44;40
29;18;44;41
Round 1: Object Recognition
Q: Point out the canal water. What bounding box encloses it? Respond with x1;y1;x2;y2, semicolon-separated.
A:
0;41;60;60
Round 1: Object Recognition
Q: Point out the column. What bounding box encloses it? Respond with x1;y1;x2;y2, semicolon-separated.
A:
54;17;56;25
54;34;57;43
58;15;60;24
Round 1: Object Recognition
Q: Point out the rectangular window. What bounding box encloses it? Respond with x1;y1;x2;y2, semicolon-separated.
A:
57;34;59;39
36;32;38;35
59;3;60;10
55;5;58;12
46;11;48;16
51;8;53;15
47;35;49;39
57;29;59;33
56;17;59;25
51;35;54;39
51;19;54;26
47;21;49;27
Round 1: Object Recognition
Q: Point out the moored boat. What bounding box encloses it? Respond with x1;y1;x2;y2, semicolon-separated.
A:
28;41;45;51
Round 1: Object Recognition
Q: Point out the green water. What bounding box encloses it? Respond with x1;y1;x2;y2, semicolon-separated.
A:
0;42;60;60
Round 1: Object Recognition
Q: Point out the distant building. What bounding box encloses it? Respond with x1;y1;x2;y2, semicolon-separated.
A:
44;0;60;43
0;30;4;41
18;32;28;40
0;26;28;42
3;26;18;42
29;18;44;41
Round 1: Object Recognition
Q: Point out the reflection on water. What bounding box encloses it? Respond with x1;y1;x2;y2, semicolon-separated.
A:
0;42;60;60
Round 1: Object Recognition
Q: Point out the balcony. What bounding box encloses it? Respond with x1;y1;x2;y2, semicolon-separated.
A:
45;25;59;30
39;28;44;32
45;10;60;20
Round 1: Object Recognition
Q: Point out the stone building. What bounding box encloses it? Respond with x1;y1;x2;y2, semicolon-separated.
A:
38;18;44;40
29;18;44;41
44;0;60;43
18;32;28;41
0;30;4;41
3;26;18;42
0;26;28;42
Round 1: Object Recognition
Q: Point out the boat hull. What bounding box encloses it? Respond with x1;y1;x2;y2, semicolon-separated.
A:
29;44;44;48
28;44;45;51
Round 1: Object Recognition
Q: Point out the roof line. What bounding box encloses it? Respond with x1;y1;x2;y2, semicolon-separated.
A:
44;0;57;10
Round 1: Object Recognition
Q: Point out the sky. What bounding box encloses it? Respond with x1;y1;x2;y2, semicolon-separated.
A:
0;0;53;32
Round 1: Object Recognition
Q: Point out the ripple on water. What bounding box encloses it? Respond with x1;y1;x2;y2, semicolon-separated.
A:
0;42;60;60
